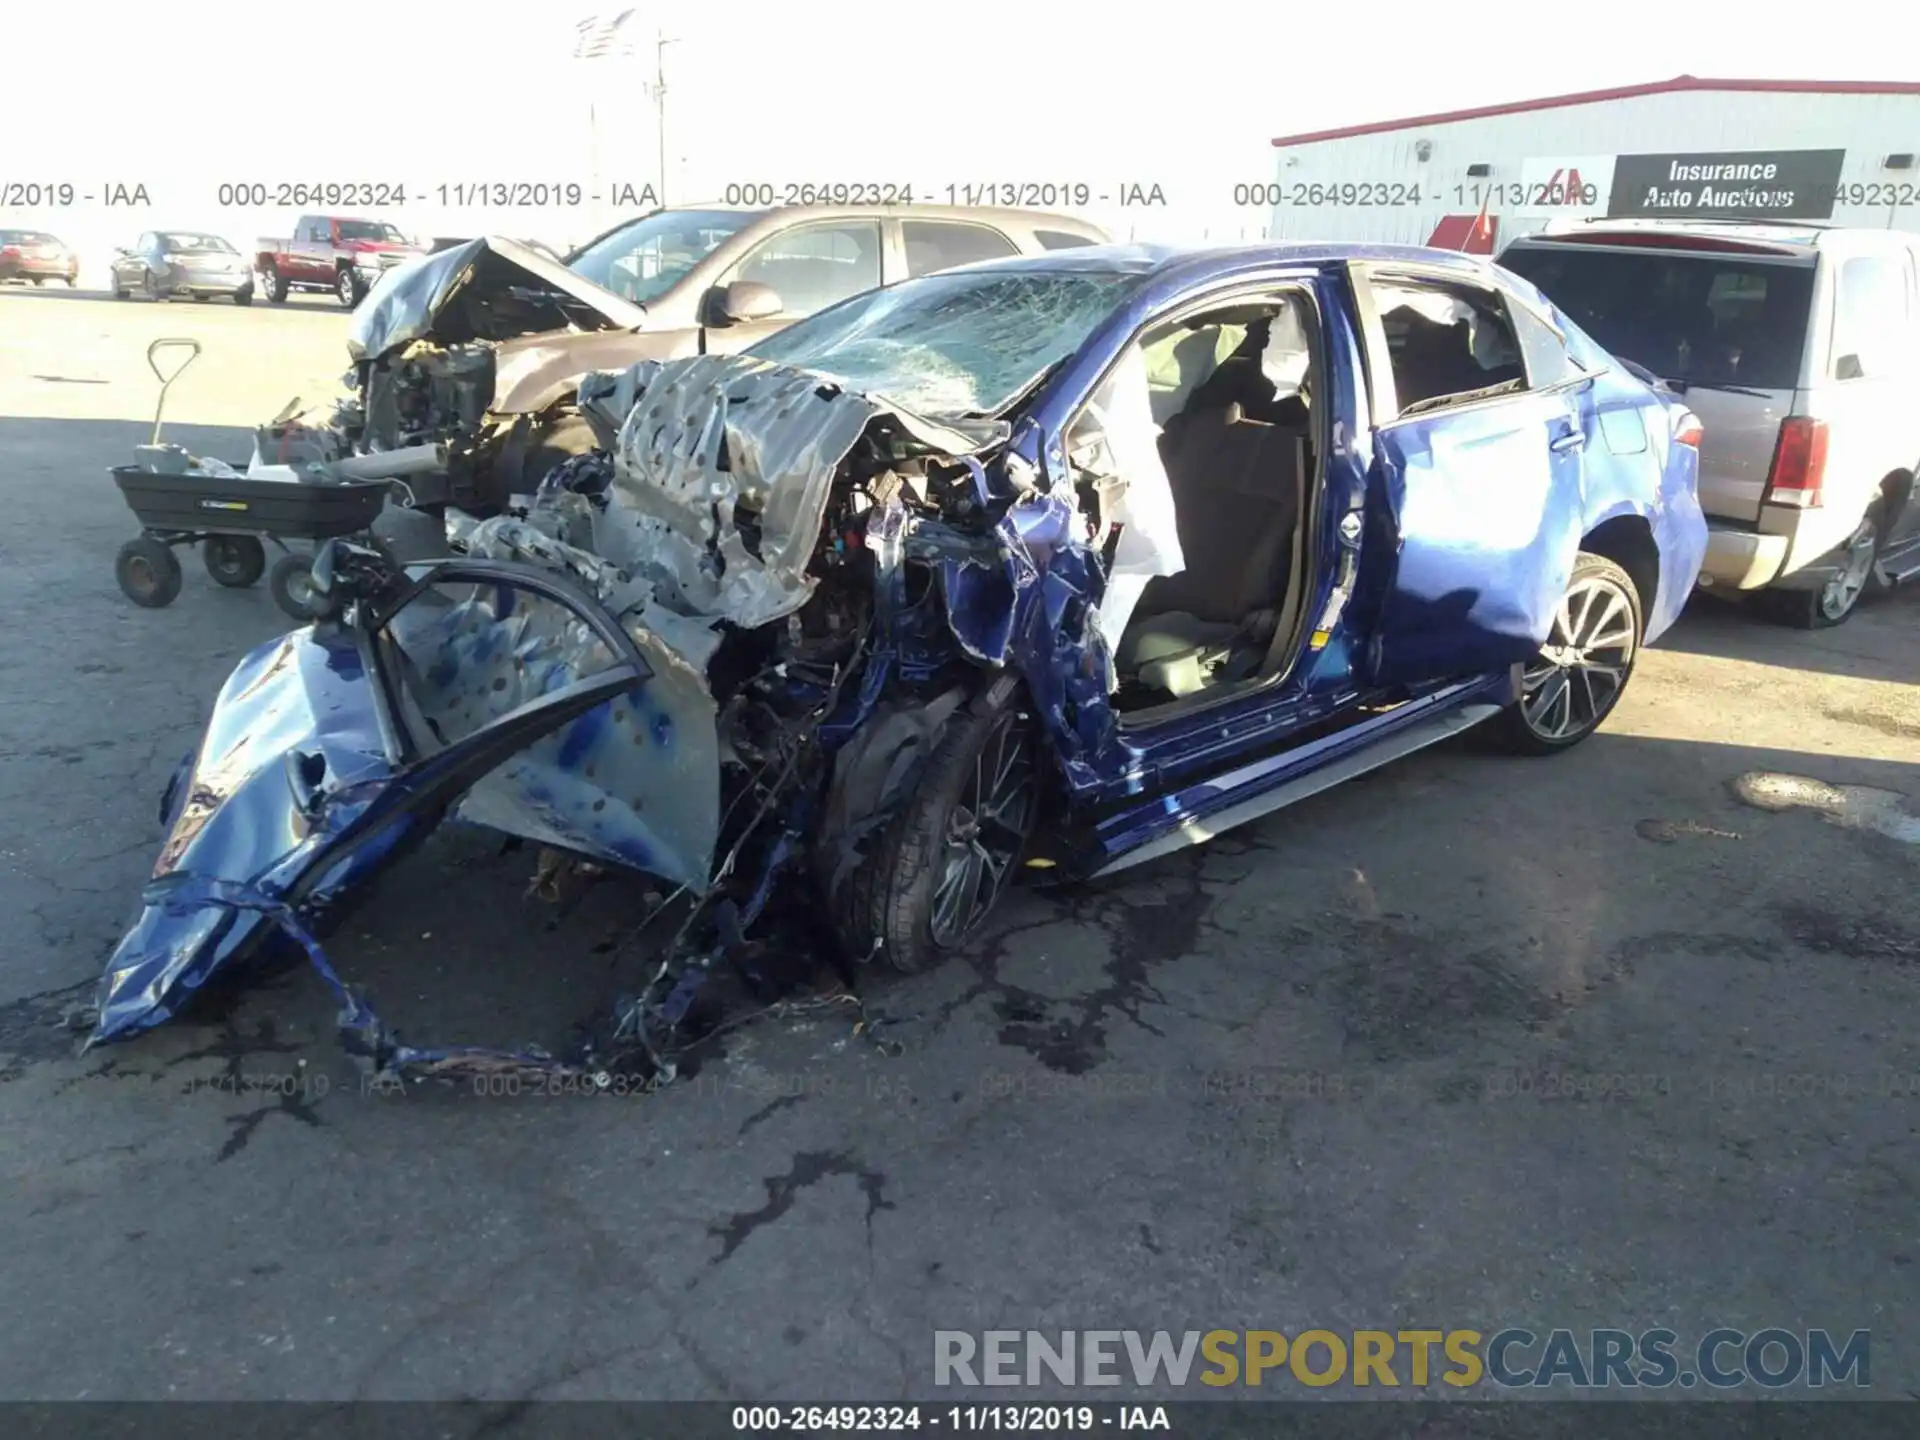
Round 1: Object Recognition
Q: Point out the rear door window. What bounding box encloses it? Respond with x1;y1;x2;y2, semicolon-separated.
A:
900;220;1019;277
1036;230;1098;250
1370;277;1529;416
1498;243;1813;389
1508;301;1585;389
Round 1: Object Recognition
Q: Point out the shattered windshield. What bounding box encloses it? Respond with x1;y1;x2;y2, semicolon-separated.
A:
745;266;1145;417
568;209;758;304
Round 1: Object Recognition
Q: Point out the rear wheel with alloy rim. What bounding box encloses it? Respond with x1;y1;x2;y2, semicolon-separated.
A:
1493;552;1642;755
841;679;1039;973
1756;512;1880;630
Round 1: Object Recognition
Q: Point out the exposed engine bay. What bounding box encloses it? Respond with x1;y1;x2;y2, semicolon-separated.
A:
307;236;655;514
89;347;1084;1086
361;340;494;451
415;356;1022;1072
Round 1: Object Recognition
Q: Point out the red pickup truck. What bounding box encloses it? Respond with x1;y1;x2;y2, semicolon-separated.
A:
256;215;423;308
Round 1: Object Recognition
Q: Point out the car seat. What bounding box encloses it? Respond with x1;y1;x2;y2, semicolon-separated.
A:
1116;405;1308;698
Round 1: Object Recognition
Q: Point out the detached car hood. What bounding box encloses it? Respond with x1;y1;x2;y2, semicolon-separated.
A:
347;235;648;364
89;354;999;1056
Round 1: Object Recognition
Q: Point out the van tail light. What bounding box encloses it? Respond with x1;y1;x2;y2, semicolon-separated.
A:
1672;409;1703;447
1763;416;1828;509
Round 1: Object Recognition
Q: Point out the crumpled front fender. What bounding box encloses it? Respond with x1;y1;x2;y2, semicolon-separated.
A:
91;627;408;1043
90;576;655;1050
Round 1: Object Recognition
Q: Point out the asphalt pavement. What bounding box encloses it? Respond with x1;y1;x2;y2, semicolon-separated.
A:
0;288;1916;1405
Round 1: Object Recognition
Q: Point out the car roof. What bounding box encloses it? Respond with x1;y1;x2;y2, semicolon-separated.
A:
1512;217;1918;257
667;202;1109;233
951;239;1507;281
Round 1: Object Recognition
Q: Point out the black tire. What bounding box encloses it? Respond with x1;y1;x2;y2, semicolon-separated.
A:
116;538;183;608
234;287;254;307
1490;551;1643;756
335;268;362;308
1754;508;1882;630
839;677;1040;974
203;535;267;587
31;277;44;287
112;283;128;300
269;551;322;620
262;267;288;304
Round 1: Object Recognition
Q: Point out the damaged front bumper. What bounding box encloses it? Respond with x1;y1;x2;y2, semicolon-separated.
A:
89;557;675;1064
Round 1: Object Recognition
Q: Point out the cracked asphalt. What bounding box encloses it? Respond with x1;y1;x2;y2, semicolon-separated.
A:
1;289;1917;1403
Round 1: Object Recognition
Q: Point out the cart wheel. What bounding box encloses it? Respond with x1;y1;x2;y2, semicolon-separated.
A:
269;552;322;620
204;535;267;587
116;538;184;608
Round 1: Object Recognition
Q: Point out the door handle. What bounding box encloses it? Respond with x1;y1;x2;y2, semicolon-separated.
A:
1550;430;1585;454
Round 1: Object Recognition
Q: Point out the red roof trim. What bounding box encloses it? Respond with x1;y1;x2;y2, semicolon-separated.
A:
1271;75;1920;148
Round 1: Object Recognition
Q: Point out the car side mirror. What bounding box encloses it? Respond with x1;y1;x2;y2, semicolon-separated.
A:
718;280;783;323
1834;352;1866;380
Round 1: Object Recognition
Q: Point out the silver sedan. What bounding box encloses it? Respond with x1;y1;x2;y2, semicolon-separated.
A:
110;231;255;304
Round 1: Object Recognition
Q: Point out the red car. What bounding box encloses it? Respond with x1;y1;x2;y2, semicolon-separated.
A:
0;230;79;286
255;215;422;308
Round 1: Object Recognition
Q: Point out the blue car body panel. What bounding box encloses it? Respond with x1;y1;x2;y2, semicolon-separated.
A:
89;242;1707;1056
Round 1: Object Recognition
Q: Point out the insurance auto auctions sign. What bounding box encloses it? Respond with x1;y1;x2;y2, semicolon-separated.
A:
1606;149;1847;220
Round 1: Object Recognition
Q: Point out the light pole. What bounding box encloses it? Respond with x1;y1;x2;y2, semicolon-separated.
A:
654;35;680;207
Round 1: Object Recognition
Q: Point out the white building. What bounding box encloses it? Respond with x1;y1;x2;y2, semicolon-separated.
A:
1258;76;1920;252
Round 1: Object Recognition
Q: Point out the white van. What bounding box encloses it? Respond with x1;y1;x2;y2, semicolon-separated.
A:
1500;219;1920;627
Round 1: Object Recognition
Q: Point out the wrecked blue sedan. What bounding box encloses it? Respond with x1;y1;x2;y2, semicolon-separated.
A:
91;242;1707;1074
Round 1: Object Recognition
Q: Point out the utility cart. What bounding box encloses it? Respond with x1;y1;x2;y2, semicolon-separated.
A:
110;338;390;618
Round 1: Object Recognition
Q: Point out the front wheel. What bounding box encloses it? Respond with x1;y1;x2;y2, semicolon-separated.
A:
839;679;1040;974
233;288;254;307
262;267;288;303
335;269;362;308
1491;552;1642;755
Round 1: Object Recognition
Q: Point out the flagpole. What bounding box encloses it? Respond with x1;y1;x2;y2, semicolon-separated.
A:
656;35;680;208
589;97;602;238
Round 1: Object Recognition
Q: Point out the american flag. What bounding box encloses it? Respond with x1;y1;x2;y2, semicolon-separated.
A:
573;10;638;59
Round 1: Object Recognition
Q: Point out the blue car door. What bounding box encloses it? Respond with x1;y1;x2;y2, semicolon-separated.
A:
1348;262;1588;687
